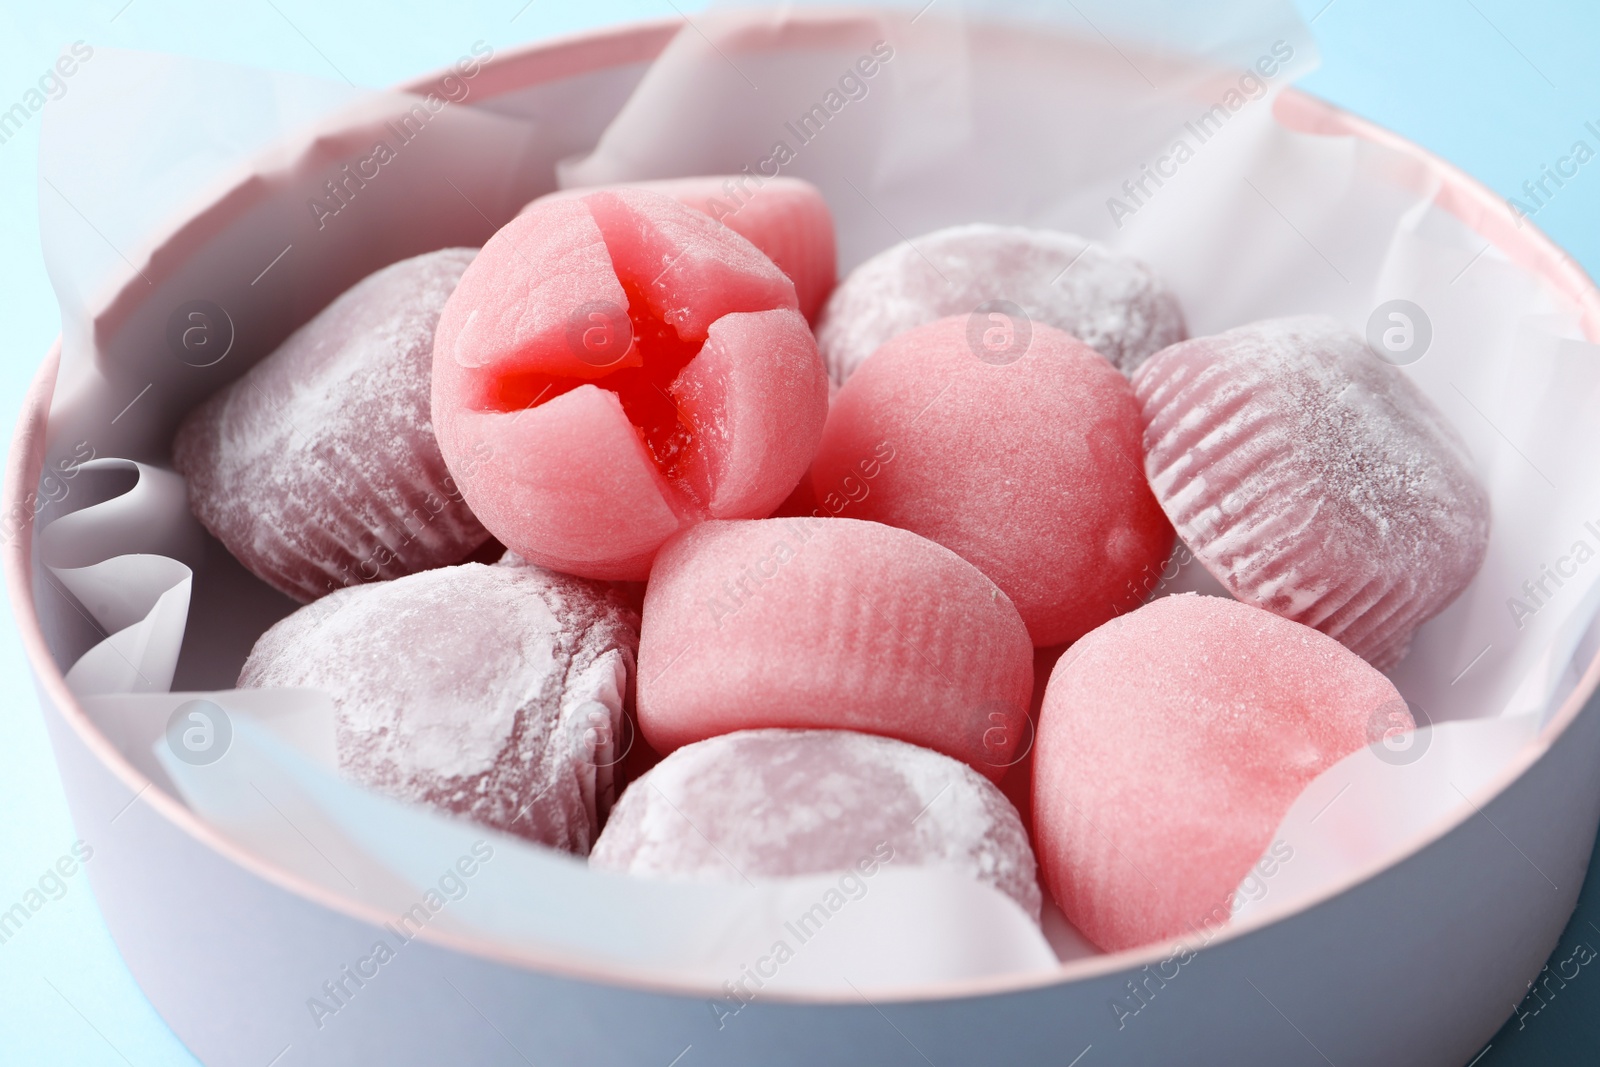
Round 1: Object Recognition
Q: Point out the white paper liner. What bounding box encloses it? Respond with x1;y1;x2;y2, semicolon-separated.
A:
38;459;202;696
150;706;1057;989
24;3;1600;982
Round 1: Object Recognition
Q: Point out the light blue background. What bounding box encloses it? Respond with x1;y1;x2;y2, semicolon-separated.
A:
2;1;1598;1064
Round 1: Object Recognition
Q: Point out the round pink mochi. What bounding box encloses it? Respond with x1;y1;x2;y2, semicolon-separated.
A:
637;518;1034;779
433;188;830;581
174;248;488;602
810;316;1173;647
1135;315;1490;669
1034;593;1409;952
816;223;1186;383
525;175;837;324
239;555;639;853
591;728;1042;919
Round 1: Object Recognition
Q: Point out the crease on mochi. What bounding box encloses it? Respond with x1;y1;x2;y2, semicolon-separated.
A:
449;197;624;373
482;382;698;533
462;198;730;523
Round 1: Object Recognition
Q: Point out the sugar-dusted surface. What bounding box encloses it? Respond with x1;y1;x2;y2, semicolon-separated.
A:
810;316;1173;647
1135;315;1491;669
816;224;1186;383
1033;593;1407;952
591;728;1042;920
238;558;639;854
525;176;837;323
637;517;1034;779
173;249;487;603
433;189;824;581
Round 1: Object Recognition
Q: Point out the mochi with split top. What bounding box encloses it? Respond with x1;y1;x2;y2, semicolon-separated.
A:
433;189;829;580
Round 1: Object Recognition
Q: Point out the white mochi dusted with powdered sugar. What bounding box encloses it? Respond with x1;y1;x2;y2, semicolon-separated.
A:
238;557;639;853
1134;315;1491;670
816;224;1186;382
174;248;488;603
589;728;1042;920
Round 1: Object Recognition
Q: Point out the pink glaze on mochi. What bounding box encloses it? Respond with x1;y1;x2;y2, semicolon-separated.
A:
1135;315;1490;669
173;249;487;603
433;188;828;581
1033;594;1408;952
525;176;837;323
810;316;1173;647
238;557;639;853
590;728;1042;919
816;224;1186;383
637;518;1034;779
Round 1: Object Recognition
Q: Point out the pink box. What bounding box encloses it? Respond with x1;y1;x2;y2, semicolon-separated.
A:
9;15;1600;1066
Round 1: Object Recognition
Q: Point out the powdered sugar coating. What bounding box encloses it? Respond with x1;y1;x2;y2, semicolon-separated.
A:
816;224;1186;382
1033;593;1407;951
637;518;1034;779
810;316;1173;646
174;248;487;603
591;728;1041;920
238;558;639;853
1135;315;1490;669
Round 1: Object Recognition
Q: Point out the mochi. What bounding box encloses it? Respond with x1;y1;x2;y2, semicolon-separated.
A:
817;223;1185;382
1135;315;1491;669
637;517;1034;778
433;189;829;581
238;557;638;853
591;728;1042;920
811;315;1173;646
174;248;487;602
1033;593;1409;951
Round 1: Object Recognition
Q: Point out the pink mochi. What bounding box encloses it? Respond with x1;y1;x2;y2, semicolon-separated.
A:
810;316;1174;647
817;223;1186;383
174;249;488;602
525;175;837;323
637;518;1034;779
1135;315;1491;669
590;728;1042;919
239;554;639;853
433;188;829;581
1033;593;1409;952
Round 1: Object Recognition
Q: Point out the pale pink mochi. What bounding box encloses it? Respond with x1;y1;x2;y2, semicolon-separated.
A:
433;188;828;581
1033;593;1408;952
1135;315;1490;669
591;728;1042;920
239;557;639;853
810;316;1173;647
816;224;1186;383
174;249;487;602
525;176;837;323
637;517;1034;779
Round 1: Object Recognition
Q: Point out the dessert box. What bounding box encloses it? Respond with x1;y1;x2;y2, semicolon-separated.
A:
10;4;1600;1065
